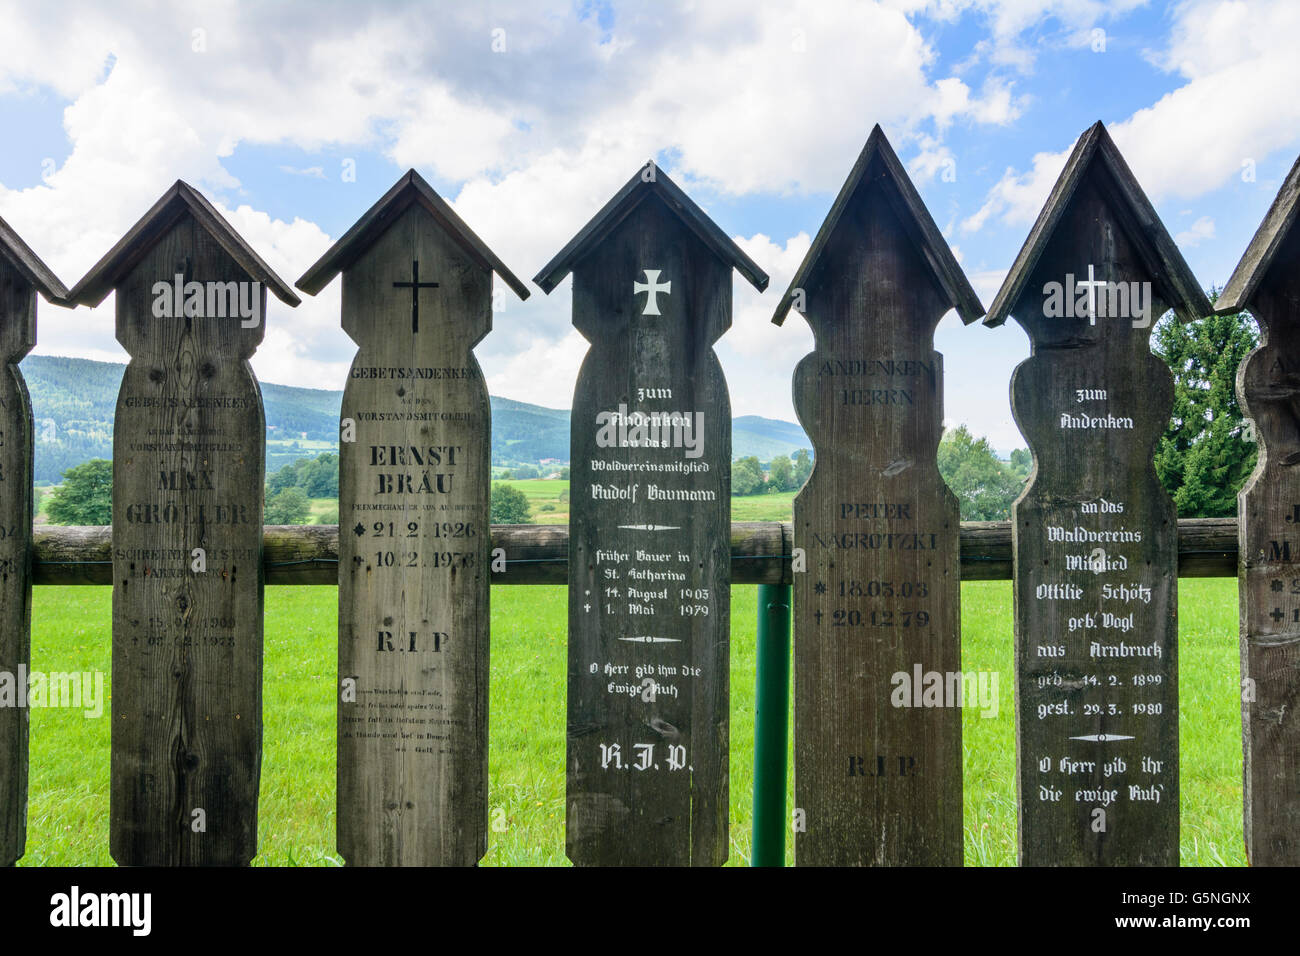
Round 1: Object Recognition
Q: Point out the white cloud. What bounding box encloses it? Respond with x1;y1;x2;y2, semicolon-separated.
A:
961;141;1072;232
279;166;325;179
0;0;1027;405
483;328;587;411
963;0;1300;236
1175;215;1216;248
935;0;1149;72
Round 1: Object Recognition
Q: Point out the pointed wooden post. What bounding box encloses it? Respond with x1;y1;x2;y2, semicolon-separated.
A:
68;182;300;865
1219;155;1300;866
985;123;1211;865
297;170;529;865
772;127;983;865
0;217;68;867
536;162;768;865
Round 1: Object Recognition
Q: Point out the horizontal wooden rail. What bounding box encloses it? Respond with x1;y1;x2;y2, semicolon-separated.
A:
29;517;1239;586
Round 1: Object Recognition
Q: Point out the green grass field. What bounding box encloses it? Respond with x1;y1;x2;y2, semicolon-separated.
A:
18;578;1244;866
495;478;572;525
491;479;797;526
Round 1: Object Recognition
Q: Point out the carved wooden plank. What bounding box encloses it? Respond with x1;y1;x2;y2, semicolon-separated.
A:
21;519;1242;586
298;170;527;865
985;123;1211;866
1220;153;1300;866
773;127;982;865
68;182;299;865
0;216;66;866
536;163;768;865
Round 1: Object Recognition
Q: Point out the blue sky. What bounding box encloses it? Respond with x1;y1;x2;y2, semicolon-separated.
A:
0;0;1293;453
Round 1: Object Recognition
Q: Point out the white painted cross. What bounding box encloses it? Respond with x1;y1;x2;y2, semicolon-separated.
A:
633;269;671;316
1076;263;1106;325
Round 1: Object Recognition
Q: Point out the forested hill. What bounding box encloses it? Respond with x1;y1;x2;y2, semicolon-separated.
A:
20;355;813;482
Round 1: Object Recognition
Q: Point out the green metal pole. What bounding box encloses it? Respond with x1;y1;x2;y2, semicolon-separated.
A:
752;582;791;866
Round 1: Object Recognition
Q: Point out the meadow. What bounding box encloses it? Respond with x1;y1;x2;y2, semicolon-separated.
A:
19;576;1244;867
491;479;799;526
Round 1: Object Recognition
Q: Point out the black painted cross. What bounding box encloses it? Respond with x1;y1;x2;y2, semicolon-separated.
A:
297;168;529;866
393;259;438;333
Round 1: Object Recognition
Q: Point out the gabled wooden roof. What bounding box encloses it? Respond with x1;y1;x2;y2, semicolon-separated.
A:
67;180;300;308
771;124;982;326
1218;152;1300;313
984;121;1210;327
296;169;530;300
0;213;69;303
533;162;769;294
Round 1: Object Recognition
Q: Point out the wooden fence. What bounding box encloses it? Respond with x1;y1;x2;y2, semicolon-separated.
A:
0;120;1295;867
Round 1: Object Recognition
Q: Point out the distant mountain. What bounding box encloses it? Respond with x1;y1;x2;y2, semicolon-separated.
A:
732;415;812;461
22;355;343;482
20;355;811;482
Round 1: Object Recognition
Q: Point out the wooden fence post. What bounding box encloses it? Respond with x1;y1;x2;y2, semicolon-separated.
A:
772;126;983;865
0;216;68;867
297;169;529;865
68;181;299;865
984;123;1211;865
536;161;768;865
1219;154;1300;866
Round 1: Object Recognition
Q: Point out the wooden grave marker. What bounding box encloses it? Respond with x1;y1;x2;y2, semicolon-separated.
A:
1219;154;1300;866
68;182;300;865
772;126;983;865
298;170;529;866
984;123;1211;865
0;217;68;867
536;162;768;865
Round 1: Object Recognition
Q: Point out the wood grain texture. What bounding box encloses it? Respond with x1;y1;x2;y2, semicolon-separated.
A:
1004;161;1181;866
109;209;266;866
565;194;731;866
1233;218;1300;866
335;201;490;866
24;518;1241;586
787;155;964;865
0;255;35;867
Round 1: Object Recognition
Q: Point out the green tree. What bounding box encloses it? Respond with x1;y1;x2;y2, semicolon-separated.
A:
265;487;312;524
45;459;112;525
937;426;1025;520
792;448;813;488
301;453;339;498
267;457;306;496
767;454;794;492
732;456;764;496
491;482;532;524
1153;298;1258;517
1008;448;1032;481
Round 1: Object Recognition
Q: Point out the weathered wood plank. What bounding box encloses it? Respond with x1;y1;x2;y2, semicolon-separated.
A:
303;171;512;866
540;165;767;865
0;255;37;867
1221;152;1300;866
69;182;298;866
25;518;1240;585
986;123;1210;866
776;128;979;865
